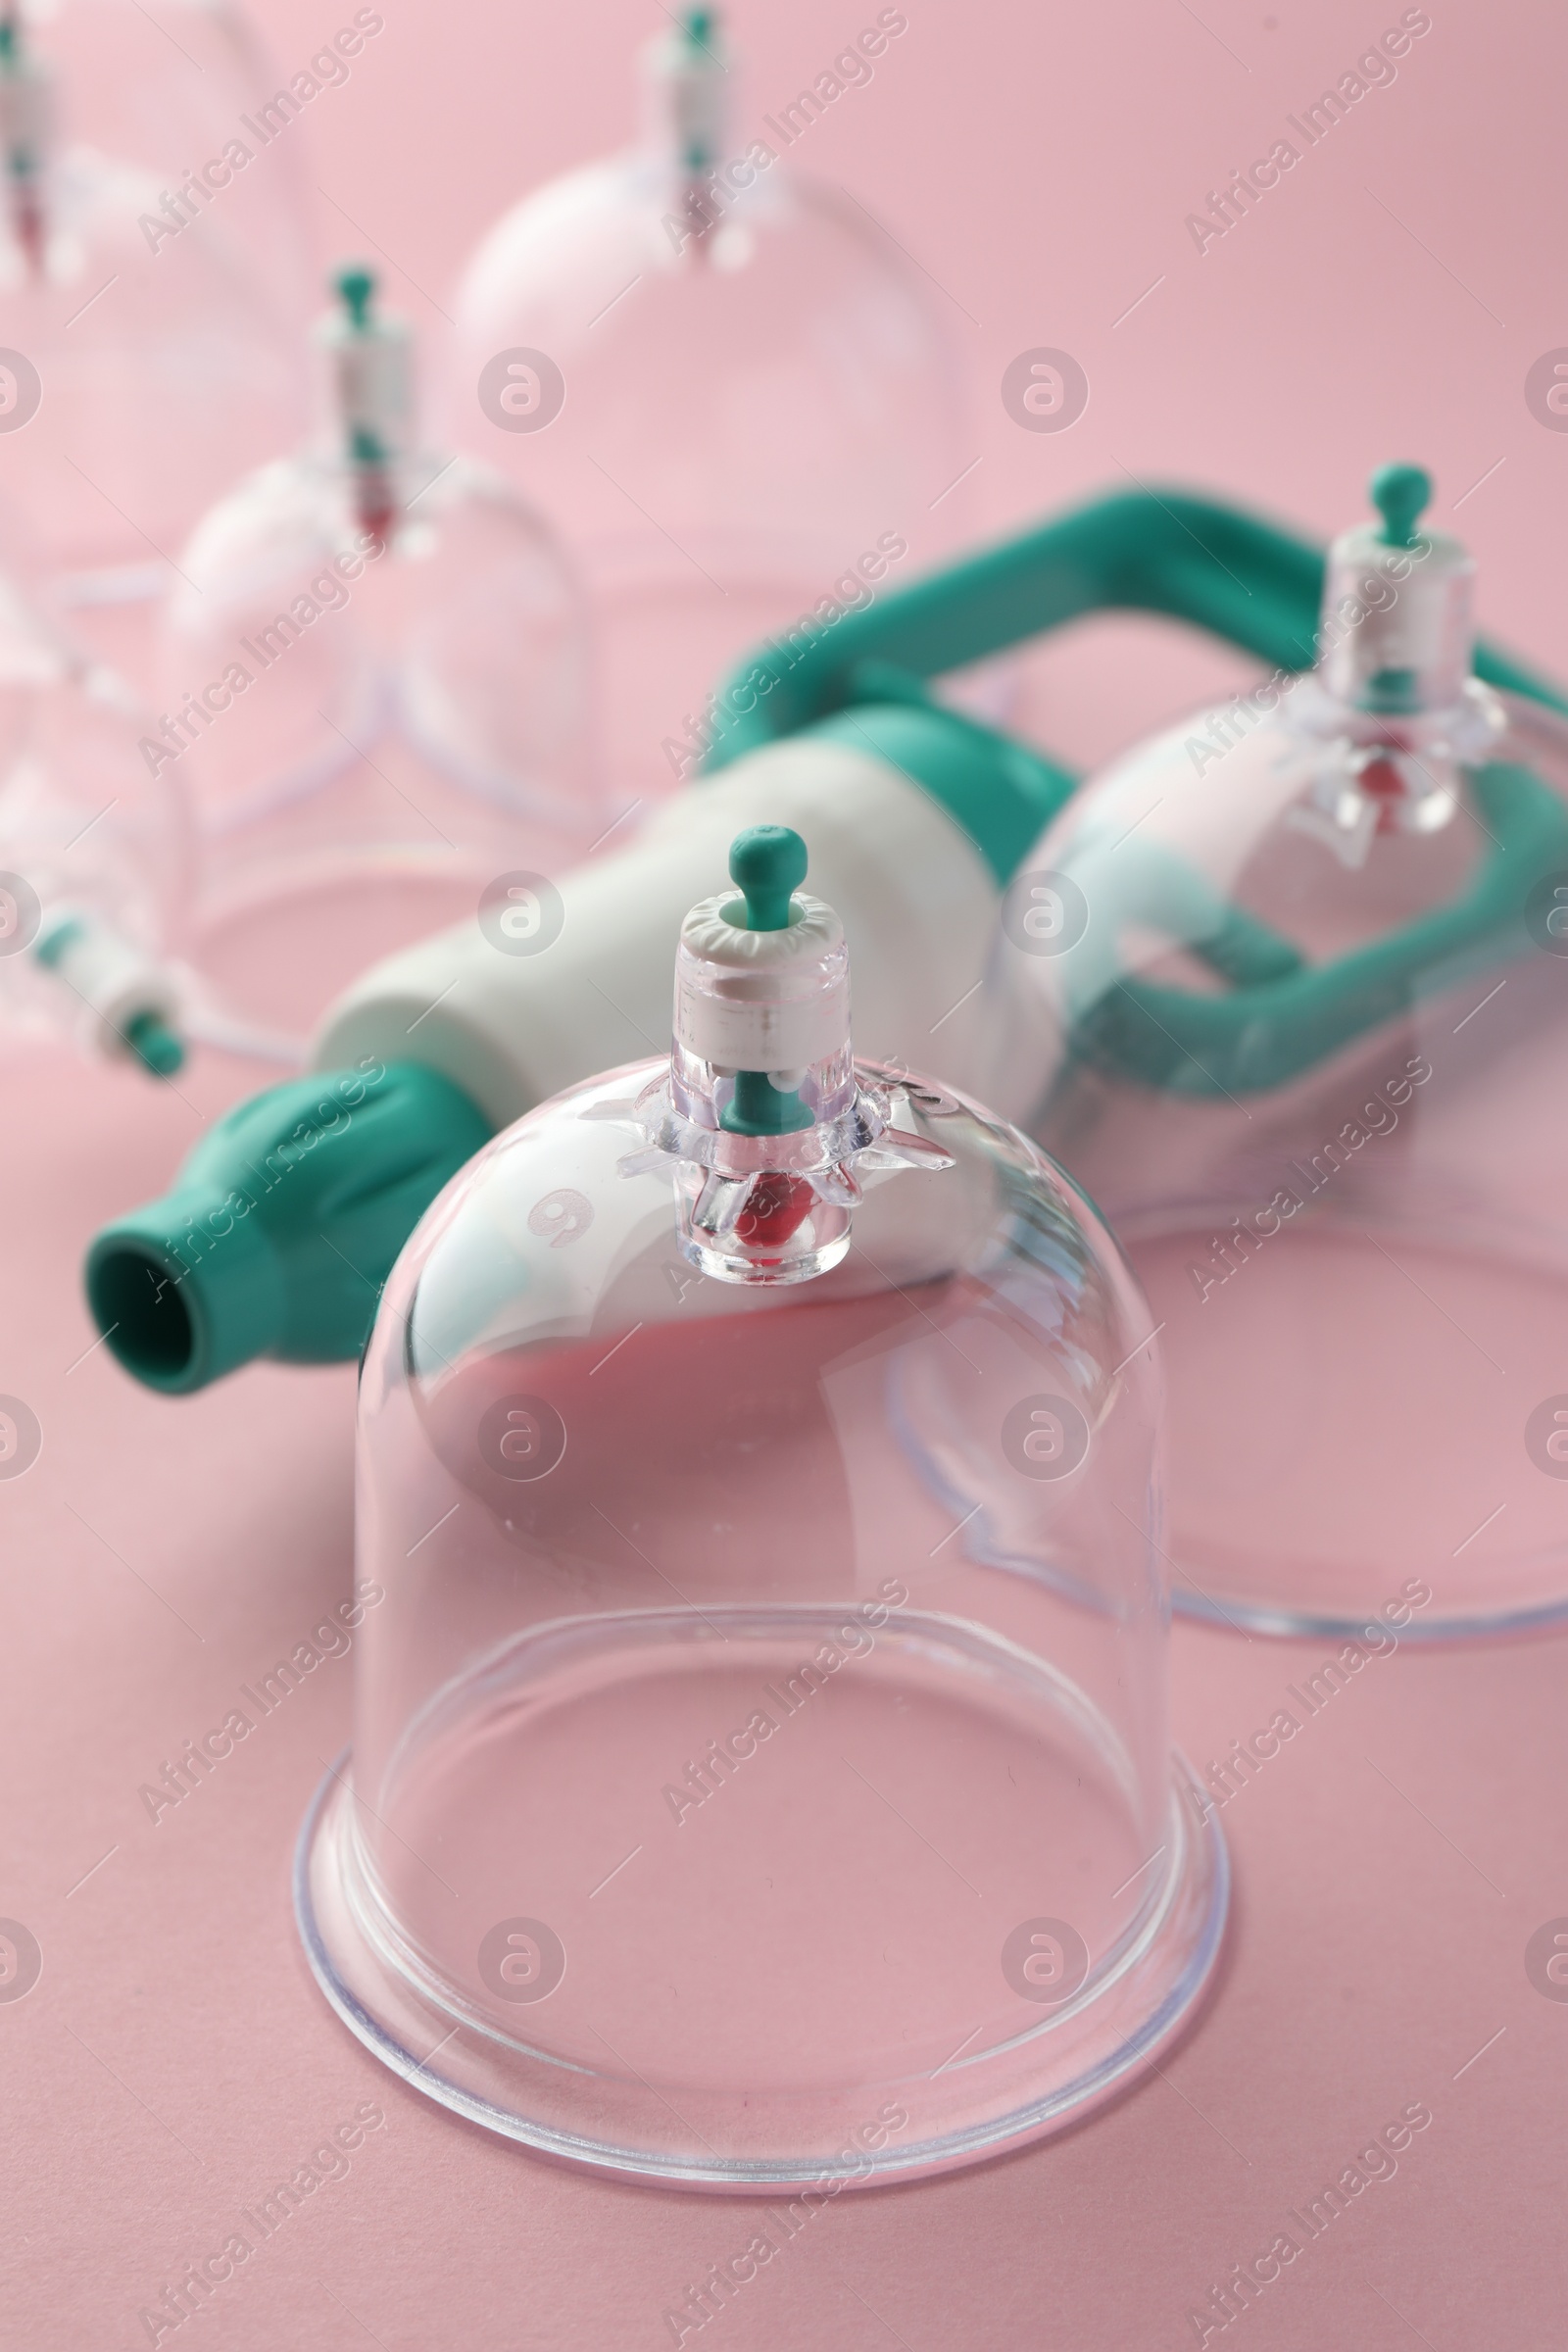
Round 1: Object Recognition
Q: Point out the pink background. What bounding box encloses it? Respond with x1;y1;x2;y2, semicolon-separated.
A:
6;0;1568;2344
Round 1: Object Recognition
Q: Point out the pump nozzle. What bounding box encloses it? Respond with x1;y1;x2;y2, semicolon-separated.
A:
84;1061;491;1392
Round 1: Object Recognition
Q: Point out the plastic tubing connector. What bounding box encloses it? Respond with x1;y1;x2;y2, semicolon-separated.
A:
84;1060;491;1392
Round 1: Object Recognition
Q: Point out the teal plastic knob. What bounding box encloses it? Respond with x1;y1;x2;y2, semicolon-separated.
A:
728;825;808;931
335;264;376;330
1370;463;1431;551
722;1069;814;1136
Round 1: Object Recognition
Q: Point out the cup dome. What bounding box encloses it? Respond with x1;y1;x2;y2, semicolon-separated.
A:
0;2;312;598
159;268;596;1048
445;8;966;799
1002;466;1568;1640
297;827;1226;2187
0;585;193;1072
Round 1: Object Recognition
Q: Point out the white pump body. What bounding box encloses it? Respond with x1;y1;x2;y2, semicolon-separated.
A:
311;736;1033;1129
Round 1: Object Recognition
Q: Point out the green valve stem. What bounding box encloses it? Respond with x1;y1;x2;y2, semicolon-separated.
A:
349;420;389;469
728;824;807;930
331;264;397;524
673;10;720;179
335;262;375;330
724;1068;814;1136
1365;665;1422;715
1370;462;1431;551
718;826;816;1137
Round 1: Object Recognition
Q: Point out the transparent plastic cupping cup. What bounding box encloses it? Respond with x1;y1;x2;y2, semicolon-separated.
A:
1004;466;1568;1641
297;826;1226;2188
0;585;193;1073
6;0;315;332
0;1;312;597
161;267;594;1044
446;7;965;799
